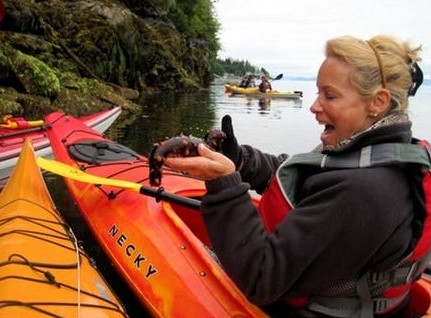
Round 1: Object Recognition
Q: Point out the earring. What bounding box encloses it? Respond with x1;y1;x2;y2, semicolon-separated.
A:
371;113;378;118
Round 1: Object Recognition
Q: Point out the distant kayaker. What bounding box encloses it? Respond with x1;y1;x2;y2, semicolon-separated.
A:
258;75;272;93
165;34;427;318
239;74;256;88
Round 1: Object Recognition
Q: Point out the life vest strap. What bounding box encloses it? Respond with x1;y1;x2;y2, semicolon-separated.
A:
372;290;410;314
369;263;415;286
303;252;431;316
369;249;431;287
307;290;409;317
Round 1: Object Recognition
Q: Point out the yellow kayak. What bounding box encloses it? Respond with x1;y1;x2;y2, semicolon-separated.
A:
226;84;303;99
0;139;128;318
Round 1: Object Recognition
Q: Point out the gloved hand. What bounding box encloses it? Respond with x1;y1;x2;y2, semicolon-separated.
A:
220;115;243;170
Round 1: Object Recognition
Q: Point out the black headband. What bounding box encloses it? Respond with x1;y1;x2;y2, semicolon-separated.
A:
408;62;423;96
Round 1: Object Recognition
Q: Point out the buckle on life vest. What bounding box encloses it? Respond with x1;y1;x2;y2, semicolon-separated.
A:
373;290;410;314
374;298;388;314
405;262;419;284
369;261;421;287
306;291;409;317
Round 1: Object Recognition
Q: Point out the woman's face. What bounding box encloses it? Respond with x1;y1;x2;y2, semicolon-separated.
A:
310;57;376;148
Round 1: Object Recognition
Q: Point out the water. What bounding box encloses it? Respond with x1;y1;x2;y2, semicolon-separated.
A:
114;79;431;157
25;80;431;317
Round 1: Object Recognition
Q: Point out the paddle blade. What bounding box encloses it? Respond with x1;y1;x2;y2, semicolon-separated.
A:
36;157;142;192
272;73;283;81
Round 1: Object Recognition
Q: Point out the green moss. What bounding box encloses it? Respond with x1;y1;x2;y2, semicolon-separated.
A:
13;51;61;97
0;0;217;119
75;78;101;94
0;98;22;115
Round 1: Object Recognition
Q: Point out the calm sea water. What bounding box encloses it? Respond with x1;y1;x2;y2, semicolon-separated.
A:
114;79;431;157
42;79;431;317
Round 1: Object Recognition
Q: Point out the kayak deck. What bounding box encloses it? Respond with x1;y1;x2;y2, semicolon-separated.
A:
0;106;121;187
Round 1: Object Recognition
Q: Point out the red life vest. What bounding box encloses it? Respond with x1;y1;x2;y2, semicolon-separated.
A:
257;140;431;317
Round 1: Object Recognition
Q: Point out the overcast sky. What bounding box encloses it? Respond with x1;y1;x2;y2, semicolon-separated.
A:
213;0;430;79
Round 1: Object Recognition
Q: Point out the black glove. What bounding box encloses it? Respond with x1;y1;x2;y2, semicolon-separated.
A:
220;115;243;170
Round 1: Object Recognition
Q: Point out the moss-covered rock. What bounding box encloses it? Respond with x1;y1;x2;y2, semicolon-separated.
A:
0;0;214;119
11;49;61;97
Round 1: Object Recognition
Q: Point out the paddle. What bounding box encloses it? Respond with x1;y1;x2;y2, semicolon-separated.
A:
36;157;202;211
0;125;47;139
270;73;283;82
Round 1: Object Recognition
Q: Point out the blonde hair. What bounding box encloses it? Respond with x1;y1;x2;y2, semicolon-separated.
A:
325;35;422;113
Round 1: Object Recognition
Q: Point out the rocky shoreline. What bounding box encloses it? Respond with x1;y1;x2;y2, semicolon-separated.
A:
0;0;214;123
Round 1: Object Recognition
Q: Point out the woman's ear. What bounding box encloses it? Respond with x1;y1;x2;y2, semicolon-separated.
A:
368;89;391;118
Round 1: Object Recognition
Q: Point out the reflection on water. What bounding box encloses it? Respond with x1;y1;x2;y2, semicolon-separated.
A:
33;78;426;166
109;83;307;158
110;89;217;157
107;81;428;156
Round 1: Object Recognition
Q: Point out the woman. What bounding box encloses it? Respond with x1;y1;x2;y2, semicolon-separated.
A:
165;35;427;317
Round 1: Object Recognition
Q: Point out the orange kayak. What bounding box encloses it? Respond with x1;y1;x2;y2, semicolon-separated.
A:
41;112;431;317
43;111;268;317
0;139;128;318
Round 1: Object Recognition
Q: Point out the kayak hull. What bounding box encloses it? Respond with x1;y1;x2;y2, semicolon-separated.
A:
44;112;268;317
0;139;128;318
0;106;121;187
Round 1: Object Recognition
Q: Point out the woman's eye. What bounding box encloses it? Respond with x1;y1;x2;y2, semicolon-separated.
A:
316;91;335;101
322;91;336;100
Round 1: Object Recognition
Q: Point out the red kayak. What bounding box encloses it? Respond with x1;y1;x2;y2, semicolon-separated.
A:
40;111;431;318
0;106;121;187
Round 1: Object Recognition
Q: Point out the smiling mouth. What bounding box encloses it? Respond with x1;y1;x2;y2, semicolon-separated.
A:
323;124;334;133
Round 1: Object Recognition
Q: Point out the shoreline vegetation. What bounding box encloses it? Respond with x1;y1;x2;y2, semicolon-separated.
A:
0;0;223;125
5;1;425;126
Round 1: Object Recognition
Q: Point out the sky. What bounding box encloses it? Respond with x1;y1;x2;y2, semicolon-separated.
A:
213;0;431;79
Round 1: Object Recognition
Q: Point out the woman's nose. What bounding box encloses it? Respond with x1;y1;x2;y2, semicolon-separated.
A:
309;98;321;114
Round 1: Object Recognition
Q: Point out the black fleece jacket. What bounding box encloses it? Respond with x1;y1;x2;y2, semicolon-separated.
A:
201;121;417;306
